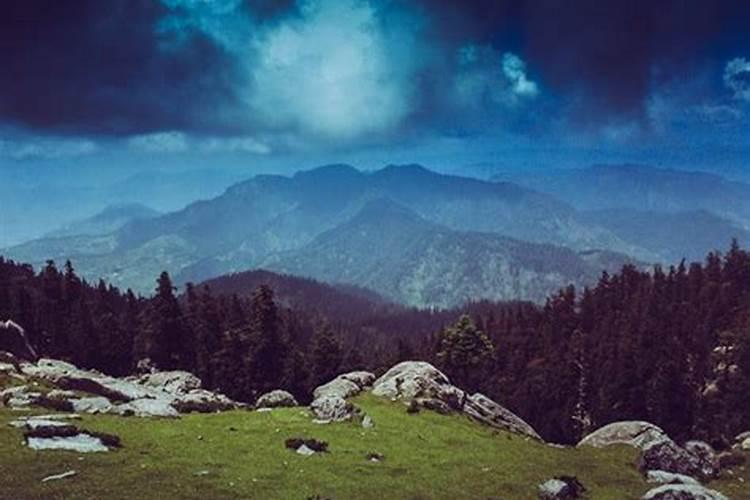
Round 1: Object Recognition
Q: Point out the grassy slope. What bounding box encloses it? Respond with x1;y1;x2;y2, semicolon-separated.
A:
0;394;748;500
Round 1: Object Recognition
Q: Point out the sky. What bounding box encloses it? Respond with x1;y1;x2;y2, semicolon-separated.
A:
0;0;749;174
1;0;750;245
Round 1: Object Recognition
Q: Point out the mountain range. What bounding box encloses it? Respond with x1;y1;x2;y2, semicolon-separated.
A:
4;163;746;307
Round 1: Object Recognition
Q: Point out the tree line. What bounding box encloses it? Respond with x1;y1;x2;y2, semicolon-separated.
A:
1;241;749;446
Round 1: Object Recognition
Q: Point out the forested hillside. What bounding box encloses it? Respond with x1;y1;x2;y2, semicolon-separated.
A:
1;241;749;445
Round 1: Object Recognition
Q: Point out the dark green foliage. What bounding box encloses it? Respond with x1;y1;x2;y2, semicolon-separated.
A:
436;314;494;392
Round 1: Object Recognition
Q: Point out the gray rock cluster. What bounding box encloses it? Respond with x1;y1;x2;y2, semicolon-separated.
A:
577;422;729;499
2;356;239;418
309;370;375;423
10;415;121;453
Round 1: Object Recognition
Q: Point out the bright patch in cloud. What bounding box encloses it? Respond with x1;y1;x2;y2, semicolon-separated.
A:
247;0;418;140
502;53;538;98
200;137;271;154
0;138;98;161
724;57;750;101
129;131;189;153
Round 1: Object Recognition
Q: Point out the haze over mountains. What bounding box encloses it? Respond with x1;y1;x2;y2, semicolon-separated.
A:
3;163;747;307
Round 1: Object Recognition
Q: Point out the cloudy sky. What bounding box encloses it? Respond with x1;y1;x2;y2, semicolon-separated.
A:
1;0;750;176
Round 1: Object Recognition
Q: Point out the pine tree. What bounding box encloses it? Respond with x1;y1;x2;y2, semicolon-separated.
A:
436;314;494;391
310;323;343;387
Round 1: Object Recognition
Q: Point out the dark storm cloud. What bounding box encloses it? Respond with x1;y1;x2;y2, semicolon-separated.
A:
423;0;750;123
1;0;749;142
0;0;246;135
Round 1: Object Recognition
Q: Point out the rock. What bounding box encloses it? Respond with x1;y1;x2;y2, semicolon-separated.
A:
46;389;78;401
0;319;38;361
646;471;701;486
136;358;157;374
41;470;77;482
27;434;110;453
136;371;202;395
371;361;454;400
255;390;298;409
366;451;385;462
577;421;669;450
310;395;358;422
362;414;374;429
171;389;236;413
285;437;328;454
0;350;23;372
641;484;728;500
741;437;750;451
734;430;750;444
1;386;73;412
115;398;180;418
71;397;114;414
313;377;361;400
683;441;717;471
538;476;586;499
639;439;718;482
463;392;541;440
339;371;376;388
296;444;316;456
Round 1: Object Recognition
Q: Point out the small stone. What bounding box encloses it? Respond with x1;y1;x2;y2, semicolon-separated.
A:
41;470;77;482
296;444;316;456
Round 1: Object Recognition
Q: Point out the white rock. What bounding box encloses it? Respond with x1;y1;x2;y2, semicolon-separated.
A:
371;361;452;400
642;483;728;500
136;371;202;395
115;398;180;418
339;371;376;388
646;470;701;485
27;435;109;453
313;377;361;400
296;444;316;456
171;389;236;413
310;395;357;422
72;397;114;414
464;392;541;440
42;470;77;482
577;421;669;450
255;390;298;409
741;437;750;451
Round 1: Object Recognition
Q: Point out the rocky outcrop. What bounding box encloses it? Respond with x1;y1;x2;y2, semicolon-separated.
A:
0;319;37;361
638;439;718;482
577;421;669;450
307;371;375;423
641;484;728;500
371;361;540;439
8;357;238;417
255;390;298;409
313;377;360;400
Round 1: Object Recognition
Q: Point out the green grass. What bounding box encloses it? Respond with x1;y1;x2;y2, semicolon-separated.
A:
0;394;747;500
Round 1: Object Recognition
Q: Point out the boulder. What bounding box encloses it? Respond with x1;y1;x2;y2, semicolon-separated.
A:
171;389;236;413
115;398;180;418
313;377;361;400
538;476;586;499
0;319;38;361
339;371;376;388
255;390;298;409
46;389;78;401
683;441;717;471
646;471;700;486
310;395;358;422
27;434;110;453
740;437;750;451
464;392;541;440
136;371;202;395
641;484;728;500
734;430;750;444
639;439;718;482
71;397;114;414
577;421;669;450
371;361;454;400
